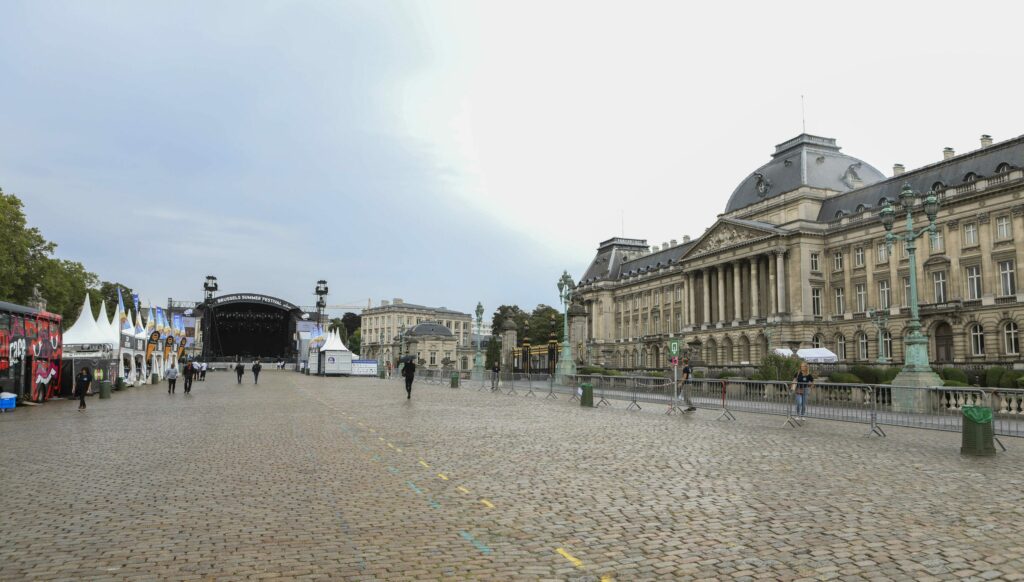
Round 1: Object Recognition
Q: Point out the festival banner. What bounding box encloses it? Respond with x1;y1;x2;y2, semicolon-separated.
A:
145;330;160;361
177;336;187;359
117;288;128;328
163;329;175;361
156;307;167;338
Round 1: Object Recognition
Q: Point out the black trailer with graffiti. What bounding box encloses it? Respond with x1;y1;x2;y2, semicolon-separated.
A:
0;301;64;402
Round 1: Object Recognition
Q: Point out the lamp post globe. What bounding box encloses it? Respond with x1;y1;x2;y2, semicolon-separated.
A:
554;270;577;382
472;302;485;380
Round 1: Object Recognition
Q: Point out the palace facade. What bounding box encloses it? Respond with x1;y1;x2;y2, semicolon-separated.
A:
573;133;1024;369
362;299;476;369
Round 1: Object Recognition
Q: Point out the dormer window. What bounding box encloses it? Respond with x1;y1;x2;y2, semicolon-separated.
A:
996;162;1013;173
878;197;890;206
964;172;979;182
834;210;846;219
856;204;867;213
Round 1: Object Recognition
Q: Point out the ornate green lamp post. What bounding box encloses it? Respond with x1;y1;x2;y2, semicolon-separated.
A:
472;302;485;380
555;271;577;382
378;330;385;376
879;184;943;407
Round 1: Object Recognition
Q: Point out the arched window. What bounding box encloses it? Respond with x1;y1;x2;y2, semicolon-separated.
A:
881;331;893;360
996;162;1012;174
723;337;734;364
739;336;751;362
856;204;867;213
857;332;869;360
461;356;469;370
932;181;945;192
835;334;846;360
834;210;846;219
970;324;986;356
1004;322;1019;356
634;350;642;368
964;172;979;182
812;334;824;349
878;197;890;207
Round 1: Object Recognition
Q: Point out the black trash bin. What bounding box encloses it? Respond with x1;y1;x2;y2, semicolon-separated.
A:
579;383;593;407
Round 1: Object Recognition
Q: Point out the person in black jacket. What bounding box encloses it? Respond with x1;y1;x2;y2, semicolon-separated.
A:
252;360;262;385
183;362;196;394
402;360;416;399
75;367;92;411
235;361;245;384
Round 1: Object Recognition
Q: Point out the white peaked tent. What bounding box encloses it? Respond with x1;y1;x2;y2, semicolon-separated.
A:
320;330;353;376
62;295;108;347
134;310;152;383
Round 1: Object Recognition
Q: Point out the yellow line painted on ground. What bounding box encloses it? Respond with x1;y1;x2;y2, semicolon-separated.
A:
419;460;430;468
479;499;495;509
555;548;584;569
378;437;385;441
437;473;448;480
456;486;470;494
600;575;614;582
387;443;396;449
396;448;403;452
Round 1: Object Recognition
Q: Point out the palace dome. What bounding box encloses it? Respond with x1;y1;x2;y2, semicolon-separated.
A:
406;322;453;337
724;134;886;214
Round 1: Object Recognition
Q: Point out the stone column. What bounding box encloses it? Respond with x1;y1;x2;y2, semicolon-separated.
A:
702;268;712;327
686;273;696;326
733;260;743;324
945;220;961;300
775;250;787;314
1014;206;1024;299
750;256;760;320
768;254;778;315
716;266;726;325
978;212;996;300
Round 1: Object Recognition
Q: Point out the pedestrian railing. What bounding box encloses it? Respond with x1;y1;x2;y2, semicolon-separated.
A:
377;370;1021;443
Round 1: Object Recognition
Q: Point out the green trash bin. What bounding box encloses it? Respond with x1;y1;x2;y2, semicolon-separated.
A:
378;369;386;379
151;373;159;385
98;380;112;399
961;406;996;456
580;382;593;408
450;373;460;388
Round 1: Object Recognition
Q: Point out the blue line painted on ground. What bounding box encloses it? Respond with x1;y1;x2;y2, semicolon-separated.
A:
407;481;424;495
459;531;493;555
387;466;401;475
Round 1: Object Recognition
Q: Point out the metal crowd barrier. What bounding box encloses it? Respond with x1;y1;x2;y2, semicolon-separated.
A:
377;369;1022;443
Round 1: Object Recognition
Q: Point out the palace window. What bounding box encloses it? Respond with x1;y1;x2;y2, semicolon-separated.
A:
812;334;823;349
834;287;845;315
903;276;912;306
997;216;1012;240
833;251;844;271
966;265;983;300
932;271;948;303
878;280;891;309
881;331;893;360
999;260;1016;296
970;324;986;357
855;283;867;312
929;229;944;253
857;333;869;360
430;351;437;365
810;252;820;272
835;335;847;360
1004;322;1020;356
964;222;979;247
877;243;889;264
854;247;865;267
811;288;822;316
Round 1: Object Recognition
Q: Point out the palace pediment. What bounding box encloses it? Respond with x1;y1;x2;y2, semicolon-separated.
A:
683;218;784;258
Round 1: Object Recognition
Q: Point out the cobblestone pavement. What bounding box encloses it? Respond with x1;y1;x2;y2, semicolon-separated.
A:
2;371;1023;581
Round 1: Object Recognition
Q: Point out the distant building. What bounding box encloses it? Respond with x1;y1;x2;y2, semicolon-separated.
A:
574;133;1024;369
363;299;474;369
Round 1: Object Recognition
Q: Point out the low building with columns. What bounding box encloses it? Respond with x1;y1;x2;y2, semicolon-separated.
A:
573;133;1024;370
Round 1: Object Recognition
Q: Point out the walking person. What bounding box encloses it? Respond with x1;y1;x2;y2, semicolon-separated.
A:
75;367;92;411
235;361;245;384
252;360;262;385
167;364;178;394
200;361;207;381
183;362;195;394
402;359;417;399
679;358;697;412
791;362;814;420
491;362;500;391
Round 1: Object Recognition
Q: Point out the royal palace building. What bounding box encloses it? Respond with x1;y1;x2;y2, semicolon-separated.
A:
573;133;1024;369
362;298;474;369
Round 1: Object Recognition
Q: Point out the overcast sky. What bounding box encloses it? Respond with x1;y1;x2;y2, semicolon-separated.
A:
2;1;1022;317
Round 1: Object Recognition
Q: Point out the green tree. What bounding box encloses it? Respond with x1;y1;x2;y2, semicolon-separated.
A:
753;353;802;381
341;312;361;336
349;328;361;355
485;335;501;368
491;305;528;339
0;188;55;303
40;259;100;321
328;317;349;344
527;304;562;344
98;281;135;317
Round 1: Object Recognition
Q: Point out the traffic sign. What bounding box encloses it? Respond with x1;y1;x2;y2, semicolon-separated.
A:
669;339;680;356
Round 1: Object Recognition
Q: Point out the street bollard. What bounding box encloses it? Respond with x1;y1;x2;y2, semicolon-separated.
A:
99;380;112;399
580;383;593;407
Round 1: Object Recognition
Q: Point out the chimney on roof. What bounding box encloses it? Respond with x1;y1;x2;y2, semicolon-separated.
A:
981;134;993;148
943;147;955;160
661;242;669;250
682;235;691;243
393;298;403;304
381;300;390;307
650;246;658;254
670;239;677;247
893;163;905;176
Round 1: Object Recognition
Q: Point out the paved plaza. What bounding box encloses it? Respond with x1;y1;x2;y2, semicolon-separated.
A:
2;371;1023;581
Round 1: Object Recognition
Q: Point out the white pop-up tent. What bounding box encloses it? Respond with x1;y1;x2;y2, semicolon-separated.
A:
321;330;353;376
773;347;838;363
